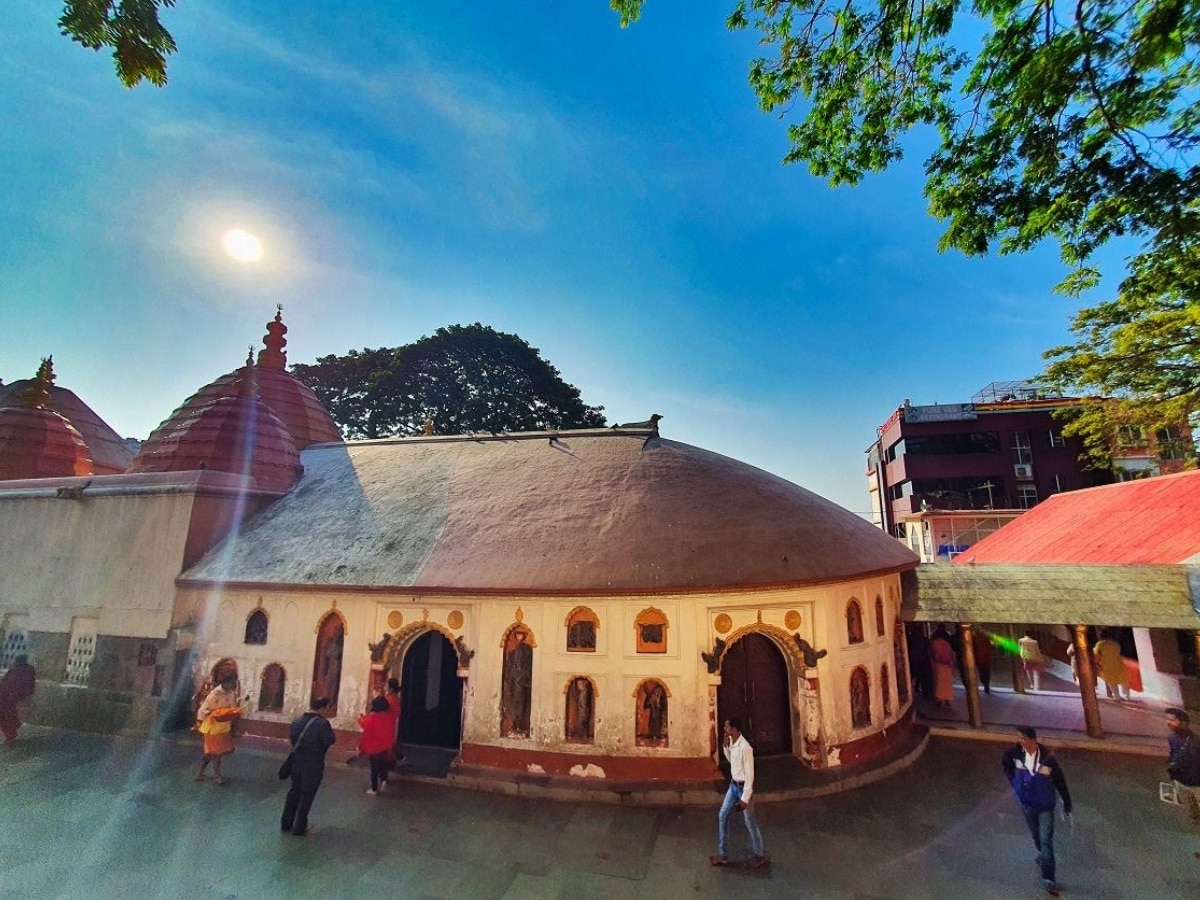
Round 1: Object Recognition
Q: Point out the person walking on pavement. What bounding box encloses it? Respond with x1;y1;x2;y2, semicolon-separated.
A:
1002;726;1073;896
0;654;36;744
358;696;393;795
973;629;994;695
1165;707;1200;860
281;697;335;837
1018;631;1045;692
1093;631;1132;700
930;627;956;707
710;717;767;869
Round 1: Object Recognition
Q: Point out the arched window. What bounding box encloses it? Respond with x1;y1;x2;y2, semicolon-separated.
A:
894;621;910;706
245;609;269;645
846;599;865;645
635;607;669;654
874;596;886;637
850;666;871;728
881;663;892;716
565;676;596;743
259;663;286;711
501;624;535;738
634;679;669;747
565;606;600;652
312;612;346;714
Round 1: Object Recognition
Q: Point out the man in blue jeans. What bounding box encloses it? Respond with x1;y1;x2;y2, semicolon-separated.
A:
1002;726;1073;896
709;717;767;869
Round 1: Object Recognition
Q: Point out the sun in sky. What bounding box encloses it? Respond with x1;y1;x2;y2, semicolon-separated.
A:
221;228;263;262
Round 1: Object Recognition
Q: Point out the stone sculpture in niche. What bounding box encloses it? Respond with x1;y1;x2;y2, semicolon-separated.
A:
846;600;865;645
500;626;533;737
565;676;595;742
636;680;668;747
850;666;871;728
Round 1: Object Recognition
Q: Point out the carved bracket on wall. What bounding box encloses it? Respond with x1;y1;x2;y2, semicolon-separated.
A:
701;636;727;674
793;634;828;670
368;632;392;663
454;636;475;669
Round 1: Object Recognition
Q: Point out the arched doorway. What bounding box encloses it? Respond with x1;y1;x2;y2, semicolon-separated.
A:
718;632;792;755
397;630;463;749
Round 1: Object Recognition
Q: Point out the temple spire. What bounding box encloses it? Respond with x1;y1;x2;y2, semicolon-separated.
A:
21;357;55;408
257;304;288;370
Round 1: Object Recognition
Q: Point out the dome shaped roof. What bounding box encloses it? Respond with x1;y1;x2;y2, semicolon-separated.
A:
0;381;133;475
181;430;918;592
0;358;94;480
130;370;303;492
144;309;340;451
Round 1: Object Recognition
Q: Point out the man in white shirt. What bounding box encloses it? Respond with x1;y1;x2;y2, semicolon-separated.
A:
710;717;767;868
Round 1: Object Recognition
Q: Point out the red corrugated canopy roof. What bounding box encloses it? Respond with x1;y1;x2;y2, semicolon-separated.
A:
955;470;1200;565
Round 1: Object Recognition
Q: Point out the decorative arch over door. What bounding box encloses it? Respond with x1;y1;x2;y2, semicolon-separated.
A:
312;610;346;714
717;631;792;755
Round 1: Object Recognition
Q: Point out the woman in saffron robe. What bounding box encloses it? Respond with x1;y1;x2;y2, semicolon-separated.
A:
929;627;956;707
195;674;241;784
0;655;36;744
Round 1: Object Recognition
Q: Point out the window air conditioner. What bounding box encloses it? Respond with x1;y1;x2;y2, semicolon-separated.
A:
1013;464;1034;480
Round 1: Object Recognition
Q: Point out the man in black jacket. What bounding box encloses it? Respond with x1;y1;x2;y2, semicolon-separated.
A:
1001;726;1073;897
281;697;336;837
1165;707;1200;860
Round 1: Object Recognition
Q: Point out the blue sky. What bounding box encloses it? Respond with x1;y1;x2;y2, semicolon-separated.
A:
0;1;1120;515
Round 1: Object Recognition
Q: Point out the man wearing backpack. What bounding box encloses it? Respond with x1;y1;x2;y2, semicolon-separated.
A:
1002;726;1073;896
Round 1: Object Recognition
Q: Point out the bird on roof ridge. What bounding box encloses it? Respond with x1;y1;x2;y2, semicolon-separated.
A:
613;413;662;433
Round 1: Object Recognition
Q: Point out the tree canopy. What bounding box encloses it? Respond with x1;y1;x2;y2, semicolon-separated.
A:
60;0;177;87
290;324;607;440
615;0;1199;462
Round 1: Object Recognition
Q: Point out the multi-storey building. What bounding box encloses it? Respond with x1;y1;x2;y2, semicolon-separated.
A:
866;381;1191;551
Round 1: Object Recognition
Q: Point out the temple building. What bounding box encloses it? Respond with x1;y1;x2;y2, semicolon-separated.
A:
0;312;924;789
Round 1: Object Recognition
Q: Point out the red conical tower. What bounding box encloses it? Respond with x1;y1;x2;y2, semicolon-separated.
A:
0;357;95;480
143;306;341;451
130;348;303;492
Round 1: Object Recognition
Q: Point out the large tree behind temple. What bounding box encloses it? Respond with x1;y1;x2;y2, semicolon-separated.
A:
291;324;606;439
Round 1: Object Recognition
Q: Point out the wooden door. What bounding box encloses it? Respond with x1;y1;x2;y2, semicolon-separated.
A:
717;633;792;755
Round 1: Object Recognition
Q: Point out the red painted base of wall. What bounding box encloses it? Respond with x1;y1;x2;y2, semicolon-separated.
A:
833;705;916;768
459;742;721;782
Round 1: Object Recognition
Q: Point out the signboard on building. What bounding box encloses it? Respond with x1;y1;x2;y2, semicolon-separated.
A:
903;403;977;423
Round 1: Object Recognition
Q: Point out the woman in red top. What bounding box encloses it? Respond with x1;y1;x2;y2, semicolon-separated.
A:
358;696;393;794
385;678;403;767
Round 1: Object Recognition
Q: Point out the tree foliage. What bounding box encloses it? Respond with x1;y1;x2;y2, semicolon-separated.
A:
616;0;1200;456
59;0;177;87
291;324;607;440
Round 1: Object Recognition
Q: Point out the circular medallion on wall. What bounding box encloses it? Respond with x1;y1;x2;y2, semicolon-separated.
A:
447;610;464;630
784;610;802;631
387;610;404;630
714;613;733;634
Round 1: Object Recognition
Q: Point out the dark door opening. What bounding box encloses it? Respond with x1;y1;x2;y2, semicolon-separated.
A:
717;633;792;755
399;631;463;749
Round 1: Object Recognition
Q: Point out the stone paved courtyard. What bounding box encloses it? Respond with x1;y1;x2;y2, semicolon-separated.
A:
1;727;1197;899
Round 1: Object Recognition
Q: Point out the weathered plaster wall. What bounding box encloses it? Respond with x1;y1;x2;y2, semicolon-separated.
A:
0;491;198;638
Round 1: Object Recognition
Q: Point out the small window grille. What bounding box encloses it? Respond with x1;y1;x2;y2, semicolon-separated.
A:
0;628;28;671
66;625;97;686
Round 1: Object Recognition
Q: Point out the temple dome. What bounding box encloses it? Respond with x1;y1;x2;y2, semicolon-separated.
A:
144;308;341;452
130;366;303;493
181;429;918;591
0;358;94;480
